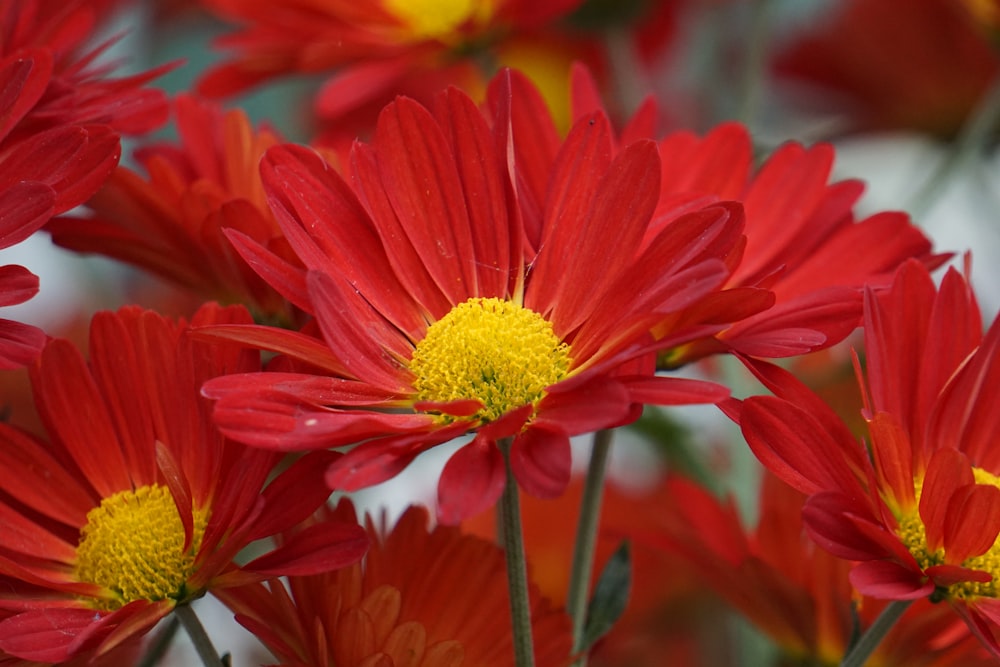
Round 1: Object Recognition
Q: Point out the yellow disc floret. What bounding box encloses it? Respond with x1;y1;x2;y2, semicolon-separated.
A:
410;297;571;422
75;484;206;610
383;0;495;41
896;468;1000;600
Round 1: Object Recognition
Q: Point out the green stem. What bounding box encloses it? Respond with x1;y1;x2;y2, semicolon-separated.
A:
567;429;614;667
911;70;1000;216
175;602;226;667
840;599;913;667
498;437;536;667
135;616;180;667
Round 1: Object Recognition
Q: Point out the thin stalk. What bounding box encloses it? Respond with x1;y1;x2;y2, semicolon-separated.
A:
567;428;614;667
840;599;913;667
135;616;180;667
498;437;536;667
175;602;227;667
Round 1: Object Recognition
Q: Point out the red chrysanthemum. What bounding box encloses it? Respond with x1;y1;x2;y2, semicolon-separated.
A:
49;94;309;324
216;502;573;666
0;304;368;663
649;471;995;666
199;70;741;523
773;0;999;137
736;258;1000;656
527;66;943;366
195;0;583;132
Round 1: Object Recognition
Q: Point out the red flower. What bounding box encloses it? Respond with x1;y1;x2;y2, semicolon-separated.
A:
736;259;1000;656
0;304;367;663
501;67;941;367
195;0;583;133
49;94;309;323
774;0;1000;137
200;70;739;523
650;471;995;666
216;503;573;666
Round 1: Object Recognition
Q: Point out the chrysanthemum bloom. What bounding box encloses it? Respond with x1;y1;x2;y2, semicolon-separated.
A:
0;53;120;368
650;470;995;666
199;71;740;522
773;0;999;137
0;304;368;662
216;503;573;667
515;66;942;366
0;0;170;138
737;259;1000;656
49;94;309;324
195;0;584;131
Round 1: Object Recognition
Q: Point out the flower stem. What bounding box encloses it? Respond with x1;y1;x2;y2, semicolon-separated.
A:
567;428;614;667
175;602;227;667
498;437;536;667
135;616;180;667
840;599;913;667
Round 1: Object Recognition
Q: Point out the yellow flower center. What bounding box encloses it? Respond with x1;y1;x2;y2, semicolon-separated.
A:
75;484;207;610
410;297;571;422
383;0;495;41
896;468;1000;600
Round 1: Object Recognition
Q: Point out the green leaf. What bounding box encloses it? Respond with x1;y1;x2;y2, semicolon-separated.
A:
580;540;632;652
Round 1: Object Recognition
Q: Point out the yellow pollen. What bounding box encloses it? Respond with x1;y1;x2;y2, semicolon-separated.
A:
410;297;571;422
75;484;207;610
896;469;1000;600
383;0;495;41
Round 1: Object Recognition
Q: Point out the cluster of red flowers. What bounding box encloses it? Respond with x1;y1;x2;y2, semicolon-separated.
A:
1;0;999;665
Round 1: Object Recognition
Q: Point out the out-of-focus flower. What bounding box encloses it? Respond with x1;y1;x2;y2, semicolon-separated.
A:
0;0;171;137
0;304;368;663
505;67;942;366
773;0;1000;138
0;0;174;368
216;502;573;666
49;94;308;324
737;259;1000;657
198;69;744;523
650;471;995;666
196;0;583;130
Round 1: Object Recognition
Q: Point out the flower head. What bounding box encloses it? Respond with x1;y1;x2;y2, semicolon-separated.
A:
0;304;368;662
217;502;573;666
737;259;1000;656
49;94;307;324
200;70;739;522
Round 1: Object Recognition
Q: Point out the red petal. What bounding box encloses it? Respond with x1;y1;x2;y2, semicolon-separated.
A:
920;448;974;553
0;263;39;306
0;181;55;248
437;435;506;525
623;375;730;406
250;450;342;541
244;521;369;576
510;427;570;499
0;318;45;369
848;560;934;600
943;483;1000;564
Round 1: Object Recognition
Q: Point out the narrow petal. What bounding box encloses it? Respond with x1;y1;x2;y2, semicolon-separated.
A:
437;435;506;525
920;448;974;553
243;521;369;577
249;450;343;541
510;427;571;500
0;182;55;248
848;561;935;600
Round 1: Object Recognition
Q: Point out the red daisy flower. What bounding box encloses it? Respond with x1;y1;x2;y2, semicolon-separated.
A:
773;0;999;137
649;470;995;666
216;502;573;666
199;70;739;523
195;0;583;129
0;304;368;663
513;66;942;366
49;94;310;324
737;258;1000;656
0;0;171;137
